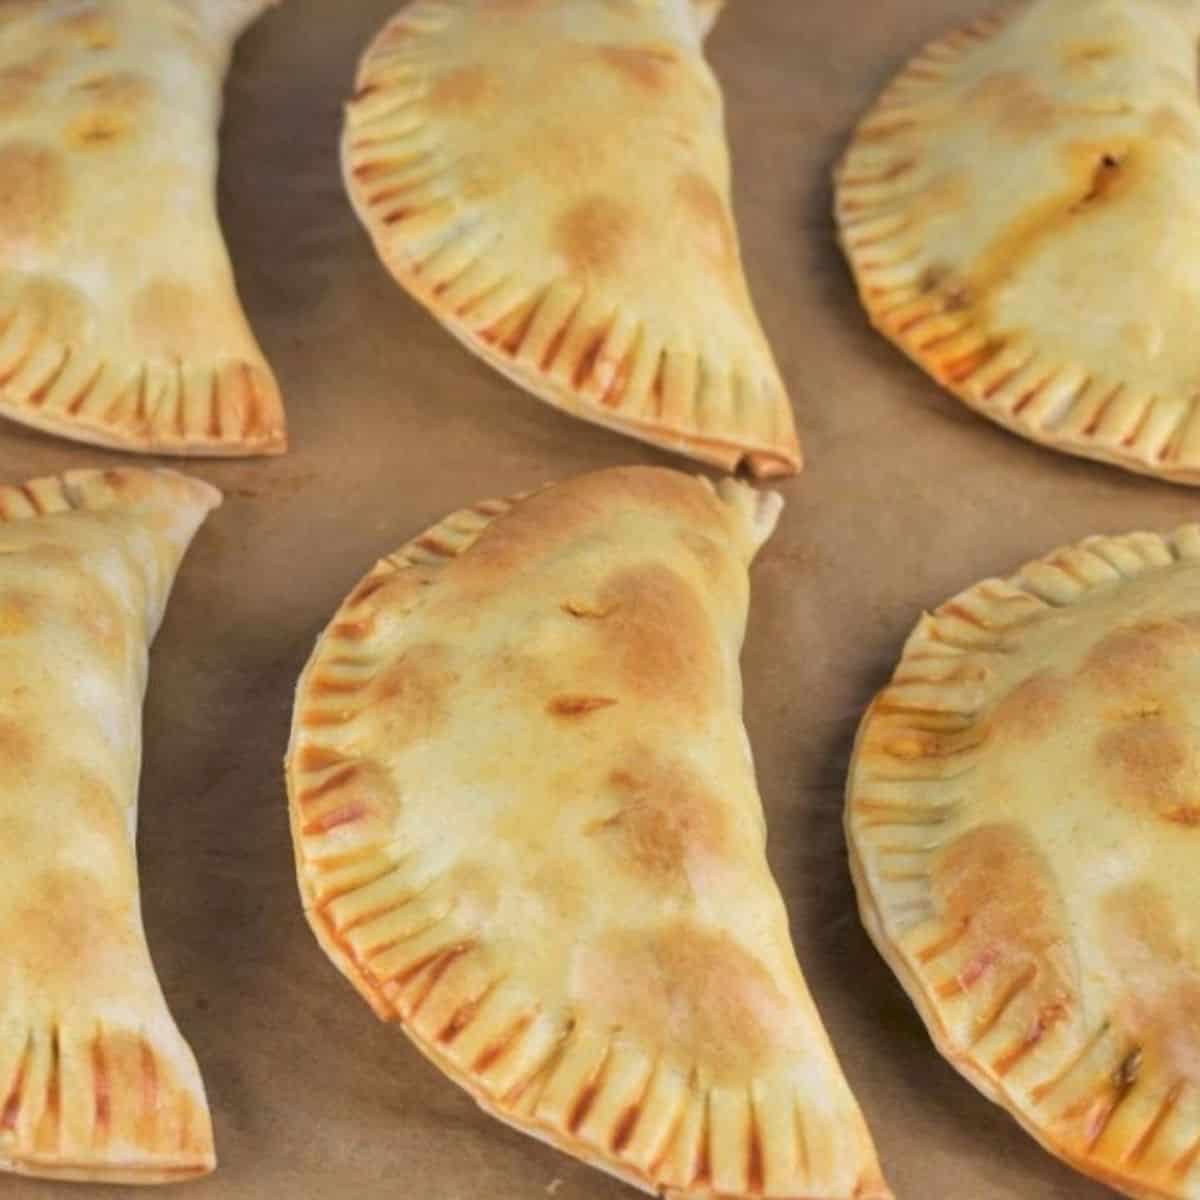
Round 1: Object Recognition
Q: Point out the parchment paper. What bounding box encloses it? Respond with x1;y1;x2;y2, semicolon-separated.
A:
0;2;1181;1197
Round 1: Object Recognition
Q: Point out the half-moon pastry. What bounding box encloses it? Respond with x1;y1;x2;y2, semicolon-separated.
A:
286;466;887;1199
342;2;799;478
0;0;286;455
0;466;220;1183
836;0;1200;483
848;523;1200;1198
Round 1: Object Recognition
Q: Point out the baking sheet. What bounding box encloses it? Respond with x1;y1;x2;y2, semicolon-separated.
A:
0;2;1181;1197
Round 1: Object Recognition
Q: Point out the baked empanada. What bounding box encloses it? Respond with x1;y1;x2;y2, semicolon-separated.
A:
286;467;887;1198
836;0;1200;483
342;2;798;478
0;0;285;455
0;466;219;1183
848;524;1200;1198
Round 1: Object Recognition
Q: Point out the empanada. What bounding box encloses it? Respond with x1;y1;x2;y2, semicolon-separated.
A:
836;0;1200;483
0;466;219;1183
0;0;285;455
342;2;799;478
286;467;887;1198
848;524;1200;1199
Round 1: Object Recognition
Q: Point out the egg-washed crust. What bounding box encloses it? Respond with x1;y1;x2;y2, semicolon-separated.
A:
286;467;888;1199
342;1;798;479
0;467;219;1184
835;0;1200;484
847;524;1200;1200
0;0;285;456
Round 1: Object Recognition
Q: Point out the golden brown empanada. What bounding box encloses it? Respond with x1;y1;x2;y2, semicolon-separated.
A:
286;466;888;1199
0;466;219;1183
848;524;1200;1199
0;0;286;455
836;0;1200;483
342;2;799;478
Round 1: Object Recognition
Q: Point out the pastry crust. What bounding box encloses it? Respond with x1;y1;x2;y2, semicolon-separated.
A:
0;0;285;455
287;466;887;1199
835;0;1200;483
848;523;1200;1199
0;466;220;1183
342;1;798;478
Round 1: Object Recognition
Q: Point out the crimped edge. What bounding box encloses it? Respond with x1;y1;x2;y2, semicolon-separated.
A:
846;524;1200;1200
340;1;800;479
0;1023;215;1185
0;466;221;523
833;0;1200;486
0;319;286;457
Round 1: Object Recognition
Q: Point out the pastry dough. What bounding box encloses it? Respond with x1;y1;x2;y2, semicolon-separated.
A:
836;0;1200;483
287;467;887;1199
342;1;798;478
0;466;220;1183
848;524;1200;1199
0;0;286;455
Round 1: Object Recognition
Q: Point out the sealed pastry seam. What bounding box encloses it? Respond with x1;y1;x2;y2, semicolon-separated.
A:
342;0;798;477
835;0;1200;483
287;467;887;1199
0;467;219;1183
0;0;285;455
847;524;1200;1200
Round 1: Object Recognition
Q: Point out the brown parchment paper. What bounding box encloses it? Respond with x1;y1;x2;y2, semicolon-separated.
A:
0;2;1186;1197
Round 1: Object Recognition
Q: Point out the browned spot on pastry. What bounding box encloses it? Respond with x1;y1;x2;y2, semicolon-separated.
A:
562;597;619;619
1062;42;1120;72
1095;715;1200;826
67;107;133;149
548;694;618;716
21;277;89;343
70;774;127;850
598;44;678;91
1148;105;1200;150
591;754;729;885
0;1;40;27
0;143;68;247
59;7;116;49
962;141;1138;324
593;564;720;713
479;0;547;12
676;171;736;273
0;592;32;637
0;50;59;116
1104;884;1200;1083
4;867;134;983
457;470;723;590
1071;153;1123;211
570;924;803;1080
990;670;1068;742
368;643;456;743
132;280;206;356
556;195;635;276
0;715;35;773
74;70;151;111
1080;619;1200;693
931;823;1075;1012
968;72;1057;141
429;64;498;112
